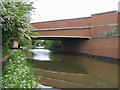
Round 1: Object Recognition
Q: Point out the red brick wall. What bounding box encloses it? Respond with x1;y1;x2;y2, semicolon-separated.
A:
118;12;120;37
91;12;117;26
91;12;118;37
36;28;91;37
31;17;91;29
62;37;119;59
118;13;120;59
31;11;118;38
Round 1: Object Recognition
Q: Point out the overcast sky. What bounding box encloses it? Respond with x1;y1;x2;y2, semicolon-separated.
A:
30;0;119;23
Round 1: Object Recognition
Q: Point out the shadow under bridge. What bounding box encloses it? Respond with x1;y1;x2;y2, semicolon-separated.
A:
31;36;91;40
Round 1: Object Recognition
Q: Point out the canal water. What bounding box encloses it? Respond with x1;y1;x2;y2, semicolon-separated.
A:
26;48;119;88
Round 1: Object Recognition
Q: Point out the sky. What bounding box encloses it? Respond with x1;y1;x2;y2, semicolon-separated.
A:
30;0;119;23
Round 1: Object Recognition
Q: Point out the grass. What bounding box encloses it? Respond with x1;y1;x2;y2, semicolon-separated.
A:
2;50;39;88
2;46;12;58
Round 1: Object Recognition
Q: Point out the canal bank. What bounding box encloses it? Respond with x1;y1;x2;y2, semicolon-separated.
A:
26;48;119;88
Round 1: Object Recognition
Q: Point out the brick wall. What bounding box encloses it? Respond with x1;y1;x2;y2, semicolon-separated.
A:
91;12;118;37
31;17;91;29
35;28;91;37
31;11;118;38
62;37;119;59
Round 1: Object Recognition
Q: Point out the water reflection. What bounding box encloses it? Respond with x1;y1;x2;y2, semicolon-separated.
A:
27;49;87;74
26;48;118;88
29;49;51;61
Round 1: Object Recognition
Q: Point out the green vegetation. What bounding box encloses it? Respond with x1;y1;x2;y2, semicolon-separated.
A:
1;0;34;47
1;0;35;59
43;40;62;52
2;51;38;88
2;46;12;57
1;1;39;89
19;38;32;47
32;40;43;46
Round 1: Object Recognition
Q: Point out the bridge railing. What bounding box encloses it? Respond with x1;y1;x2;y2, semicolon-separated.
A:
96;28;119;38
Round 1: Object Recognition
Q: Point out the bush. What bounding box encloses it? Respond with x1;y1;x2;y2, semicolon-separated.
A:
2;51;38;88
1;1;34;46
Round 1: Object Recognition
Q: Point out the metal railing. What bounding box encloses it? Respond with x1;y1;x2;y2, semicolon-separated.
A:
96;28;120;37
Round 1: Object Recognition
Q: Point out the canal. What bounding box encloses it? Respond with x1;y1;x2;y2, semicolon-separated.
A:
25;48;118;88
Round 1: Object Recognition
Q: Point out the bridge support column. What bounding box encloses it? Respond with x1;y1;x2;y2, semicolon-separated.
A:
61;37;119;59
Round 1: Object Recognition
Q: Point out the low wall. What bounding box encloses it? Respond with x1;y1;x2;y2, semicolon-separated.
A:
62;37;119;59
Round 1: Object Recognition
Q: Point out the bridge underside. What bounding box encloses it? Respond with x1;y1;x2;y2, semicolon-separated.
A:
32;36;91;40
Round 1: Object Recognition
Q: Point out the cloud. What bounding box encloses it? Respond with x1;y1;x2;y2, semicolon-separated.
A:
30;0;119;23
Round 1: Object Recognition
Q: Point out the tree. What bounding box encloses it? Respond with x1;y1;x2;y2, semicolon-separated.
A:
43;40;62;51
0;0;35;46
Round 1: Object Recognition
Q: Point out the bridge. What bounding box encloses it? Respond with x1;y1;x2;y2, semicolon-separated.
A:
31;11;119;59
31;11;118;40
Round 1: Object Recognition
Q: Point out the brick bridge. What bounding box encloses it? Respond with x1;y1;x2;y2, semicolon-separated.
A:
31;11;119;59
31;11;118;40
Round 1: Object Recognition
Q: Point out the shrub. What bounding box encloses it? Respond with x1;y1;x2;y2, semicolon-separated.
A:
1;1;34;46
2;51;38;88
